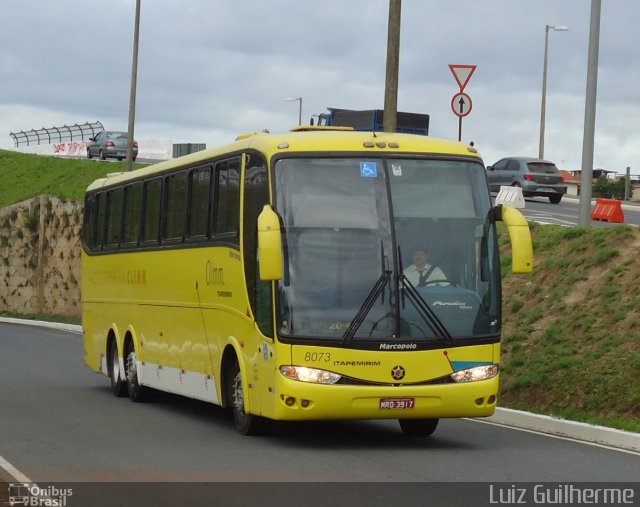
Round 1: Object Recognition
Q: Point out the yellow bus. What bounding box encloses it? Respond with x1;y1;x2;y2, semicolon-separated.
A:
81;127;532;436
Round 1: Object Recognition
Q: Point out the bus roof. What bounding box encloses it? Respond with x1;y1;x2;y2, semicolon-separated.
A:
85;129;482;192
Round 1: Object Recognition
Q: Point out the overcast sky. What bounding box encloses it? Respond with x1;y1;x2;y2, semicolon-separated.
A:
1;1;639;172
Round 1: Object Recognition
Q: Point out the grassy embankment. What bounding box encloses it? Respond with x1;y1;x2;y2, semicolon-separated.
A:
499;222;640;432
1;149;639;432
0;149;143;207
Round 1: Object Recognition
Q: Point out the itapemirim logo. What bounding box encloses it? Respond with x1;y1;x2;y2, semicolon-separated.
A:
7;483;73;506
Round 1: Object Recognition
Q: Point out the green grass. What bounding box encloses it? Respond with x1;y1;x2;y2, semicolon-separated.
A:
500;224;640;433
0;149;145;207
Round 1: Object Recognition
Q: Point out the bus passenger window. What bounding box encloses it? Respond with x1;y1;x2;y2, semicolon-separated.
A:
105;188;124;248
214;158;240;239
83;194;97;250
164;171;188;242
122;183;143;245
142;178;162;244
95;192;106;250
188;166;212;238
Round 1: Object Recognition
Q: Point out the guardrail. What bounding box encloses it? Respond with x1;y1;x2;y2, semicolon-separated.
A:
9;121;104;147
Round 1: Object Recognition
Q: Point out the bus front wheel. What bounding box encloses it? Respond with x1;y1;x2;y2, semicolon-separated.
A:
398;418;439;437
225;359;268;436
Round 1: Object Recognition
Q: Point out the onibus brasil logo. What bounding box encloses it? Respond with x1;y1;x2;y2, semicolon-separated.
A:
7;483;73;506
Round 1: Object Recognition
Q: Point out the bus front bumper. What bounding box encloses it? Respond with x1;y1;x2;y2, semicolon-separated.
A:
266;375;499;421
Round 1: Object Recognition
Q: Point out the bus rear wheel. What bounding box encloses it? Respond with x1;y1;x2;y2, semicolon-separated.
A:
125;342;150;402
398;418;439;437
225;359;268;436
108;339;127;397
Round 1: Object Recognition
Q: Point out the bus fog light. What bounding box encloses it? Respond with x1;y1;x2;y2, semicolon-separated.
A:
450;364;498;383
280;365;341;384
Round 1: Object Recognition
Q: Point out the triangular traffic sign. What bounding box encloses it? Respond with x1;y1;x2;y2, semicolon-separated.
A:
449;64;477;92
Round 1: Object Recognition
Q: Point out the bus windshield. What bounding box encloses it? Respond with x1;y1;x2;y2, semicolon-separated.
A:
274;156;500;347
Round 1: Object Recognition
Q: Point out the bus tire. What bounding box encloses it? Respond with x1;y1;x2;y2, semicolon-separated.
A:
108;339;127;397
398;418;439;437
225;358;268;436
125;341;150;402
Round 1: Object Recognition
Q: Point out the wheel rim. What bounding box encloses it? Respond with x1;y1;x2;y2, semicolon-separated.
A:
232;371;246;422
111;343;120;381
126;350;137;384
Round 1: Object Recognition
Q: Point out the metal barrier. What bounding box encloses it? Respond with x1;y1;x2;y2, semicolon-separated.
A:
9;121;104;147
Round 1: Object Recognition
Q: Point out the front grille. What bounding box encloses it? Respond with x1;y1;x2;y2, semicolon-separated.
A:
335;374;454;386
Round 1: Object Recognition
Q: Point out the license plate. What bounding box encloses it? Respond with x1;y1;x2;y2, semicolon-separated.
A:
379;397;415;410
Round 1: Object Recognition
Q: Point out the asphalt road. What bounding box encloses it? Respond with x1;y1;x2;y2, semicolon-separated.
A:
514;196;640;227
1;323;639;505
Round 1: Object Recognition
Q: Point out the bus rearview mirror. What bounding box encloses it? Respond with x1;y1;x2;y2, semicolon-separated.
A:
257;205;284;281
495;204;534;274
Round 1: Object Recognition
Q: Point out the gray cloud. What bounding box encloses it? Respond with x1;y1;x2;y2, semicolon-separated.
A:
1;0;639;173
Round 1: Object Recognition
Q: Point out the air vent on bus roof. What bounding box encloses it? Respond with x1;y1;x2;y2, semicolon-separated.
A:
290;126;354;132
235;130;270;141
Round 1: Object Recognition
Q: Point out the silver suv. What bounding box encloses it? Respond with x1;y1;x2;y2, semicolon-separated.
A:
485;157;567;204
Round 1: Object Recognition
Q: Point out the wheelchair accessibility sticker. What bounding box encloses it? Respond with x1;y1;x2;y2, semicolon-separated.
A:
360;161;378;178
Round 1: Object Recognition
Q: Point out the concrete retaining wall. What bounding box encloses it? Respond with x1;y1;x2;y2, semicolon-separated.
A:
0;196;82;317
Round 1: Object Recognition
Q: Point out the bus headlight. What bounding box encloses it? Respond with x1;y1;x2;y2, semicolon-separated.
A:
450;364;498;383
280;366;341;384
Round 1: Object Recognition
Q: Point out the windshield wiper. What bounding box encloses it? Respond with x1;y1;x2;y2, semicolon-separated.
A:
401;274;454;344
342;243;390;345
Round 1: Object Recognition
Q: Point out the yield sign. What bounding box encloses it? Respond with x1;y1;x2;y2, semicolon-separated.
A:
449;64;477;92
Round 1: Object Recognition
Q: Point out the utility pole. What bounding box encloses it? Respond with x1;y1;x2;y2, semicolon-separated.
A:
578;0;601;225
625;167;631;201
383;0;401;133
126;0;141;172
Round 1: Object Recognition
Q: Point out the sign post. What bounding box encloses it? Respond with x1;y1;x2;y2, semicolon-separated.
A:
448;64;477;141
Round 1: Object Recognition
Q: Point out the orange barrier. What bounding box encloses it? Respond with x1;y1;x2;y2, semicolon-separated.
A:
591;198;624;223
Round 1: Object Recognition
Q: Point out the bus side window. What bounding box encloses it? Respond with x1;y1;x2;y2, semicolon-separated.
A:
122;182;143;246
187;165;212;239
105;187;124;249
214;157;240;240
142;178;162;244
163;171;188;242
83;193;98;251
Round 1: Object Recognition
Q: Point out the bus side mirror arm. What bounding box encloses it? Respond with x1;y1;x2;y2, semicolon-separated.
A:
257;205;284;281
494;204;533;274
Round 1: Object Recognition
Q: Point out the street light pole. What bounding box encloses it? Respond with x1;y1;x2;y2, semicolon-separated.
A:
539;24;568;160
578;0;602;226
284;97;303;126
126;0;141;172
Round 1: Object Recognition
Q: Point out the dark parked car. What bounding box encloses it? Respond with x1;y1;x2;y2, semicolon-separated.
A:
485;156;567;204
87;131;138;161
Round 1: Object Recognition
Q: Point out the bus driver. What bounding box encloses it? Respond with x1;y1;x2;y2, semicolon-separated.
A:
403;247;449;287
